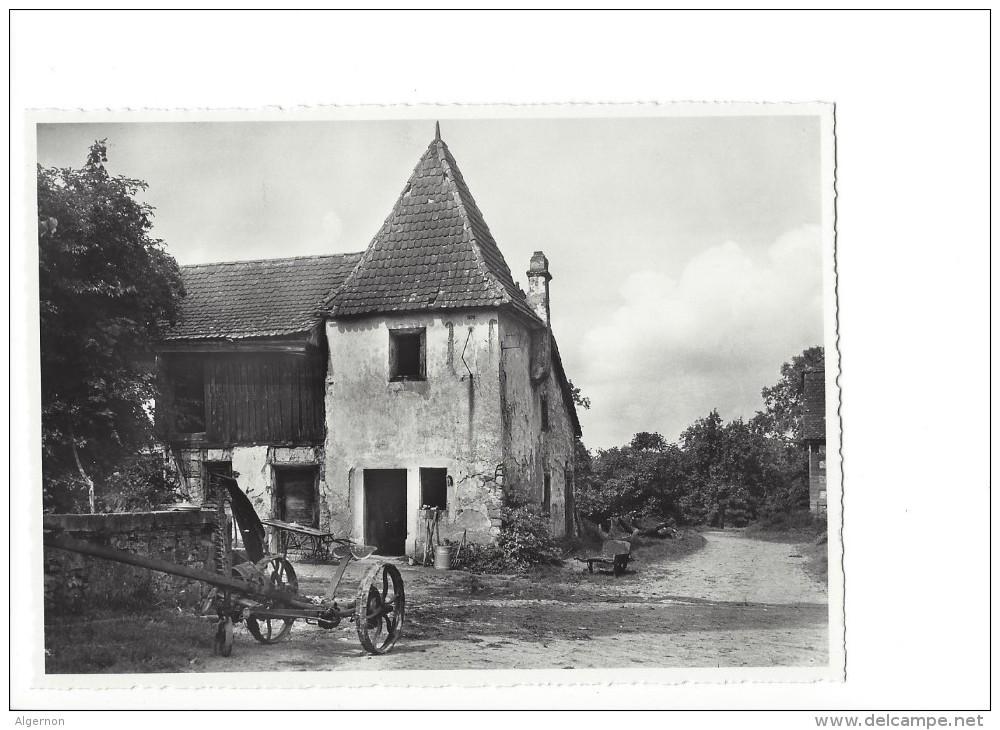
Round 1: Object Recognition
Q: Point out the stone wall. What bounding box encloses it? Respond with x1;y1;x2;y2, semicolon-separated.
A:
43;510;218;614
499;312;577;537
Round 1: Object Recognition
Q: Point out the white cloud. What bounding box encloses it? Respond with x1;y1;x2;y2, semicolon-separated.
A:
575;224;823;448
321;210;345;244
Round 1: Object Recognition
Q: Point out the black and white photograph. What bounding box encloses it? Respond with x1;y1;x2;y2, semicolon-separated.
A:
30;109;839;677
10;9;989;721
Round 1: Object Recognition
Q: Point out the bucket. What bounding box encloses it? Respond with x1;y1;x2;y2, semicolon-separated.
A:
434;545;452;570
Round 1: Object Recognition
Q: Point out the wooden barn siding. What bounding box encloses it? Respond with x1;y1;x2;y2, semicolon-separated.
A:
205;354;325;445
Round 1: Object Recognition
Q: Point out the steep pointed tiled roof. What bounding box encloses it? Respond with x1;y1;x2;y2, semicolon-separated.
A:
326;135;541;323
166;252;362;340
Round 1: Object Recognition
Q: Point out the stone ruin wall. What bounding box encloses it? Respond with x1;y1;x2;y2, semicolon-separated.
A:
42;510;218;614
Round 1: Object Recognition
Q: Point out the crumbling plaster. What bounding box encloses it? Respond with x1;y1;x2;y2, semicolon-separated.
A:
175;445;323;530
498;312;576;538
324;311;506;555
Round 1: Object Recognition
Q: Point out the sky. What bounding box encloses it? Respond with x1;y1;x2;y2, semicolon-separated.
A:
37;115;826;449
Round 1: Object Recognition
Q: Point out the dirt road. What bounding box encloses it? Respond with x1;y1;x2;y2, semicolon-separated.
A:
192;530;828;672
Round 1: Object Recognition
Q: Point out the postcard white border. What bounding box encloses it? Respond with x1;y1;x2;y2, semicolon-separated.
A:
10;9;990;712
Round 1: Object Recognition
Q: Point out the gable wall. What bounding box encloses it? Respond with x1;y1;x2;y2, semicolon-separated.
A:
324;310;506;555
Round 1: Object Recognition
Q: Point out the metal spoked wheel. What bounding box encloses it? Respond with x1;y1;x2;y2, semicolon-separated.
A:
246;556;298;644
355;562;404;655
213;616;234;657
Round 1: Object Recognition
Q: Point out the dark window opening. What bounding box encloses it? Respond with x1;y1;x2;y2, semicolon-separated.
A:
540;395;549;431
204;460;233;495
420;467;448;510
390;328;426;381
543;472;551;513
174;360;206;433
276;466;318;527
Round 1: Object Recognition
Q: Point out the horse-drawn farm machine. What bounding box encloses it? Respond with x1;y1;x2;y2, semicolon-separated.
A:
43;475;405;658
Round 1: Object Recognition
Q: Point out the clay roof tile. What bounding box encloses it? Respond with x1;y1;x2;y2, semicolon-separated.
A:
326;135;540;322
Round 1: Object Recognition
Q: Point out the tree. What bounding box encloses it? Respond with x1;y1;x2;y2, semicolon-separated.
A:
577;349;823;528
679;410;803;526
567;379;591;410
754;346;826;441
629;431;668;452
38;141;185;512
678;410;729;525
577;433;686;526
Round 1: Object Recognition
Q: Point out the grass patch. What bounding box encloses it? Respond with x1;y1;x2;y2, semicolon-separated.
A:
630;529;707;563
744;511;827;543
45;609;214;673
800;532;829;584
557;527;706;566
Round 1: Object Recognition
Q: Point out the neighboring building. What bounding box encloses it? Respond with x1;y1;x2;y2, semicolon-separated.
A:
801;369;827;514
157;130;581;556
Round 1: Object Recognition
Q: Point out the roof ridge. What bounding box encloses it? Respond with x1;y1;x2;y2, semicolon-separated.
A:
182;251;363;270
168;249;361;341
434;140;509;305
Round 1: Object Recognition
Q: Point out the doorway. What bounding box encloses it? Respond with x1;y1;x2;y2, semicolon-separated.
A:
275;466;318;527
364;469;407;556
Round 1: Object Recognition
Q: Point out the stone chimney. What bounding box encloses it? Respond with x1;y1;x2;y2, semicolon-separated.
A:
526;251;552;327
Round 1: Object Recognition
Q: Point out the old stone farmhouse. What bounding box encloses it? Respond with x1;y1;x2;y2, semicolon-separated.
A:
156;129;581;557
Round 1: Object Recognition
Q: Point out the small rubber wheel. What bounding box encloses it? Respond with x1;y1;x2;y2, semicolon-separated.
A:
213;616;234;657
355;562;404;655
246;556;297;644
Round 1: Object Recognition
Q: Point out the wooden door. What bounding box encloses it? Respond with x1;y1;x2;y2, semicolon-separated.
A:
364;469;407;556
276;466;318;527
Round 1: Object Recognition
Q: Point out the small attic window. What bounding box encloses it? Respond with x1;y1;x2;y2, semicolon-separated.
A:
389;328;426;381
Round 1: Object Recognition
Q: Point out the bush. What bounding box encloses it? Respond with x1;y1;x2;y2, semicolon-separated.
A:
98;451;183;513
745;509;826;537
753;510;823;531
43;473;91;513
456;494;562;574
43;451;184;514
454;542;508;574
